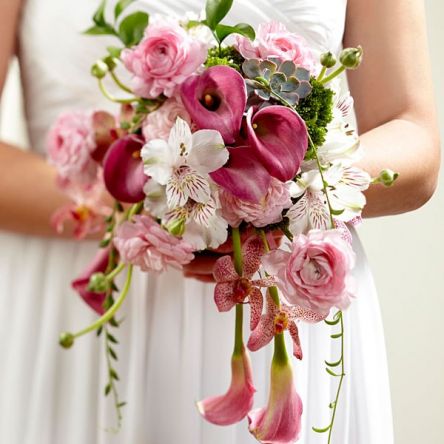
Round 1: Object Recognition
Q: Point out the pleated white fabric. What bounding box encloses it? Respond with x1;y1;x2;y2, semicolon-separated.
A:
0;0;394;442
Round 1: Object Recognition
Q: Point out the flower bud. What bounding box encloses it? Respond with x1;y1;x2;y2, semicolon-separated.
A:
91;60;109;79
320;51;337;68
375;169;399;187
166;217;186;237
339;46;363;70
103;55;117;71
87;272;111;293
59;332;75;349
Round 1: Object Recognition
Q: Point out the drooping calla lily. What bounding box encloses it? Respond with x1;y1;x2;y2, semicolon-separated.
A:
180;65;247;145
213;236;275;330
71;247;110;314
103;135;147;203
210;146;272;203
248;355;303;444
197;345;255;426
246;106;308;182
90;111;117;163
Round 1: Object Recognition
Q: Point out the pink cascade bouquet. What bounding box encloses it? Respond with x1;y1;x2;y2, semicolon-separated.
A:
50;0;398;442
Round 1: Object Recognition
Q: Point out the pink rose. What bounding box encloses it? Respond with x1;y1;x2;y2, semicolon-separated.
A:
219;178;292;228
235;21;315;71
263;230;356;316
122;18;208;98
47;111;98;186
142;97;192;142
114;215;194;272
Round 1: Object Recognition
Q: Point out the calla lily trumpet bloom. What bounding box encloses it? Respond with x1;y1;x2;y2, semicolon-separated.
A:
210;146;272;203
181;66;247;145
72;247;110;314
248;358;303;444
103;135;147;203
246;106;308;182
197;346;255;426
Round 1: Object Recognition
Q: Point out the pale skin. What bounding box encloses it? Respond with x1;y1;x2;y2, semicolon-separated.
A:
0;0;440;279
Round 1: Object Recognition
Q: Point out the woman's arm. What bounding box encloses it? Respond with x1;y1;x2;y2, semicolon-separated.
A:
344;0;441;217
0;0;70;236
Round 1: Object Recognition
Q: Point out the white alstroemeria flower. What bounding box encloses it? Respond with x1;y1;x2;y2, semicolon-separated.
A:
287;164;371;235
142;117;228;208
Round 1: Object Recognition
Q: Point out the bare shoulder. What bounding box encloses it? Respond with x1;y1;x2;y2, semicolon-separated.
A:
0;0;23;93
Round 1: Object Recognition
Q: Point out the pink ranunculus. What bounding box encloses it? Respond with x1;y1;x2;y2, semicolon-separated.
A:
263;230;356;317
122;18;208;99
114;215;194;272
219;178;292;228
235;21;315;71
197;345;256;426
47;111;98;186
142;97;192;142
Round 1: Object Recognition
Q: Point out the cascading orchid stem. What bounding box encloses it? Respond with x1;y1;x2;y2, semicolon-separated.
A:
59;265;133;348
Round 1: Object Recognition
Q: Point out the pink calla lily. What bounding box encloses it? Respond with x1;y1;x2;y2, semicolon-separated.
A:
91;111;117;163
210;146;272;203
248;359;303;444
181;66;247;145
71;248;110;314
246;106;308;182
103;135;147;203
197;346;255;426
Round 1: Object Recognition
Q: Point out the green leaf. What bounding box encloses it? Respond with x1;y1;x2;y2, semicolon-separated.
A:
205;0;233;29
325;367;342;377
107;46;123;58
104;383;112;396
117;401;127;408
330;208;345;216
114;0;135;20
325;357;342;368
331;333;343;339
118;11;149;47
110;368;120;380
99;238;111;248
93;0;107;26
108;346;118;360
215;23;255;44
107;333;119;344
84;25;116;36
324;317;340;326
312;425;331;433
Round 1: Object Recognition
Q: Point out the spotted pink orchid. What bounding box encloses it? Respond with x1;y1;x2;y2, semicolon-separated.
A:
213;236;275;331
248;359;303;444
248;292;326;359
197;345;255;426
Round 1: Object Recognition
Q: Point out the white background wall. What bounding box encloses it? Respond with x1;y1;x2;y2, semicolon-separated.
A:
0;2;443;443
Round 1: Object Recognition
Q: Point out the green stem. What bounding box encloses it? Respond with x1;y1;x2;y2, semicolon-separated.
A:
327;311;345;444
320;66;346;85
127;201;144;221
73;265;133;339
231;227;245;356
110;70;133;94
317;66;327;82
273;332;289;366
98;78;138;104
106;262;126;282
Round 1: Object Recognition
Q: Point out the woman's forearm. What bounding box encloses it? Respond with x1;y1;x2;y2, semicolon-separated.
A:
359;117;440;218
0;141;69;236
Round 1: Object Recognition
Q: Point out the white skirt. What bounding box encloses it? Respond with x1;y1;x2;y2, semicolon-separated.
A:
0;228;393;444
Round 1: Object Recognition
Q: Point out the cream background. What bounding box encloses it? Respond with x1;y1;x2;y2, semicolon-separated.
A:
0;2;443;443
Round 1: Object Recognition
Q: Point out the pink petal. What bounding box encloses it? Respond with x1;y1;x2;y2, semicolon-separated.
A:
247;106;308;182
249;287;264;331
210;146;272;203
247;314;275;352
103;135;147;203
197;346;255;426
248;362;303;444
286;305;327;324
180;66;247;145
288;322;303;360
213;255;239;283
71;248;110;314
242;236;265;278
214;282;237;312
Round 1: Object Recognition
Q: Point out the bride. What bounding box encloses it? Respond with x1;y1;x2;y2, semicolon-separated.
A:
0;0;440;443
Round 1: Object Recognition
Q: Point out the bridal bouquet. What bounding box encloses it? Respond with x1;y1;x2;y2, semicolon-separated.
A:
48;0;397;442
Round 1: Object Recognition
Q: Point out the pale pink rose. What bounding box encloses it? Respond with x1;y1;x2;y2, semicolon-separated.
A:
142;97;192;142
235;21;315;71
114;215;194;272
47;111;98;186
263;230;356;317
122;18;208;98
219;178;292;228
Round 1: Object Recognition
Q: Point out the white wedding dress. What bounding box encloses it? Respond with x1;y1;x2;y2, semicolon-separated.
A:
0;0;394;443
